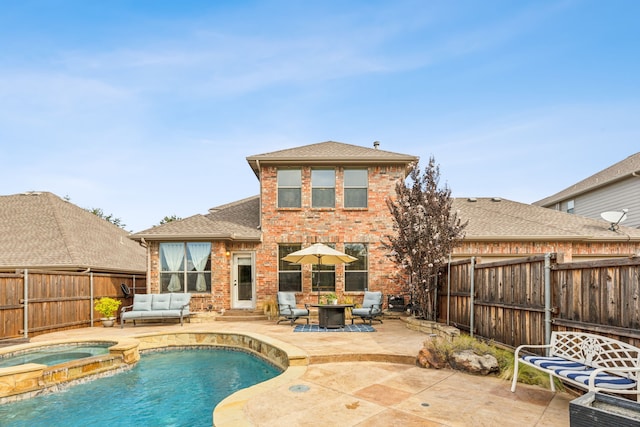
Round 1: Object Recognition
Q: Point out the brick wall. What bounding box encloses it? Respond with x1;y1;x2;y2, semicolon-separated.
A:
257;164;407;307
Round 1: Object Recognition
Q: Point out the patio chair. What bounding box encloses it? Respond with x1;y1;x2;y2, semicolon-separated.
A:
276;292;310;325
352;291;384;325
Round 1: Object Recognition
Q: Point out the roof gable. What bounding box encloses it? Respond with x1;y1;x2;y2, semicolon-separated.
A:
0;192;146;272
246;141;417;176
534;152;640;206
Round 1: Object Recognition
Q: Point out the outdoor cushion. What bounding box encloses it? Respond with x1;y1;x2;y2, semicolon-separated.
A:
556;368;637;390
132;294;152;311
277;292;297;315
521;355;589;371
151;294;171;310
276;292;309;325
169;293;191;310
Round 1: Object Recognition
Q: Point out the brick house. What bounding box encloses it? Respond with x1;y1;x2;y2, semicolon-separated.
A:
131;141;640;313
131;141;417;312
451;197;640;262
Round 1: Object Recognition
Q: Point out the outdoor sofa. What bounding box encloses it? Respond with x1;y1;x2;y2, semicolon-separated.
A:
120;293;191;328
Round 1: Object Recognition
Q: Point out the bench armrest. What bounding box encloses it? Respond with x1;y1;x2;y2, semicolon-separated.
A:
120;304;134;314
588;365;640;391
514;343;552;359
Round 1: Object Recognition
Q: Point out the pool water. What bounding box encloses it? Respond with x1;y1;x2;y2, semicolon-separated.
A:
0;343;112;368
0;348;282;426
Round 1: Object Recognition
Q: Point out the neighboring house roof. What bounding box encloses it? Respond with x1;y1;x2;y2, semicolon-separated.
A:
246;141;418;177
534;152;640;207
132;196;261;241
456;197;640;241
0;192;146;273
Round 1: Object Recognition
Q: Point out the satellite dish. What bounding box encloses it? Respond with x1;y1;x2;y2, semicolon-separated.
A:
600;209;628;231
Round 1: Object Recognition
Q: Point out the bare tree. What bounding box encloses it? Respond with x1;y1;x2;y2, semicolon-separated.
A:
383;156;467;320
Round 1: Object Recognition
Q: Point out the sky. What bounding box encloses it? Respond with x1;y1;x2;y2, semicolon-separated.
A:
1;1;639;232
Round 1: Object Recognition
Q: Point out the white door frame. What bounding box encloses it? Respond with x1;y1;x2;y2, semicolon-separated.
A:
231;252;255;309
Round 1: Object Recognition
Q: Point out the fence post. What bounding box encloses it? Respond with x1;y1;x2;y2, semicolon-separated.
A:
544;253;552;354
470;257;475;337
23;269;29;340
447;253;451;326
90;272;94;327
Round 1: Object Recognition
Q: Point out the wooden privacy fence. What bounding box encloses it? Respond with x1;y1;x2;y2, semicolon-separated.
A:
0;270;146;340
438;254;640;352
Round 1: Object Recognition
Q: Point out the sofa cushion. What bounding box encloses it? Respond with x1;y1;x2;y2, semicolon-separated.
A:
151;294;171;310
169;293;191;310
132;294;152;311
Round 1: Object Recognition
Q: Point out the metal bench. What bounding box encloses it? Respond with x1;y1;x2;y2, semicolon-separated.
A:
511;331;640;400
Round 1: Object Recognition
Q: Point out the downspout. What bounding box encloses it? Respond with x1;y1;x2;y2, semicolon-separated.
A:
470;257;475;338
256;159;262;231
23;269;29;340
544;253;552;353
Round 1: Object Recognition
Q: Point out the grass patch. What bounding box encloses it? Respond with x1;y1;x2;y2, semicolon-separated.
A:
423;334;563;390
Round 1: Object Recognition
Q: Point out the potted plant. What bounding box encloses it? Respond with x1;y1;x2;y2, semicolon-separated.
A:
323;292;338;305
94;297;122;327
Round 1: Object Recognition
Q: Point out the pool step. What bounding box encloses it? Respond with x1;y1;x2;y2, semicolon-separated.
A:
216;309;268;322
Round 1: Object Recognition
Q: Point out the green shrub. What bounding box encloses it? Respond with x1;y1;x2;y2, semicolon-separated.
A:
94;297;121;318
423;334;563;390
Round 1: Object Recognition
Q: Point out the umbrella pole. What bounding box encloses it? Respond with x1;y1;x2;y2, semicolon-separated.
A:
316;259;320;303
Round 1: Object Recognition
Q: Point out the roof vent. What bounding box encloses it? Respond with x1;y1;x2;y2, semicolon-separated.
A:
491;197;502;202
373;141;380;149
467;198;477;202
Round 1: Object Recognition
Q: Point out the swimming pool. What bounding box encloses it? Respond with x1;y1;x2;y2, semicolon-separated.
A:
0;347;282;426
0;342;113;368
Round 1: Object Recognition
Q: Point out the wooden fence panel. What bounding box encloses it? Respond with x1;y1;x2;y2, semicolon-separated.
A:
0;271;146;340
0;273;24;339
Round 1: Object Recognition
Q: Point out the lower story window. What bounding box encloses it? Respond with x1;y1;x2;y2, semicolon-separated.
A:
279;244;302;292
345;243;368;291
160;242;211;293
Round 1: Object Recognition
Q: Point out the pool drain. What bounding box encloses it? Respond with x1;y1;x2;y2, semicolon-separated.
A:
289;384;310;393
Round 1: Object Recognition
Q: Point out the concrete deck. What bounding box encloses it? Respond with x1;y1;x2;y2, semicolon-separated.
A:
28;318;573;426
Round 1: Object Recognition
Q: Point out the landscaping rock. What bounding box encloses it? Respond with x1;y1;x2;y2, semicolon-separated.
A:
416;347;447;369
449;350;499;375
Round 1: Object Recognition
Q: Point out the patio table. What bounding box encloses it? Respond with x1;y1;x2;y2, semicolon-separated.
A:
310;304;354;329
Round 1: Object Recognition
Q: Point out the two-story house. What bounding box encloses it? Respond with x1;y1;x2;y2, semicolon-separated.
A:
131;142;640;314
131;141;417;312
534;152;640;229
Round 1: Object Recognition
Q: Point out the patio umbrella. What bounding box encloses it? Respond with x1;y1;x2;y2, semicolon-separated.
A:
282;242;358;303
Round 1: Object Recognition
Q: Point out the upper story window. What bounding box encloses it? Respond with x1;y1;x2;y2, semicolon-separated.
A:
567;200;575;214
312;169;335;208
159;242;211;293
277;169;301;208
344;243;368;291
344;169;368;208
278;244;302;292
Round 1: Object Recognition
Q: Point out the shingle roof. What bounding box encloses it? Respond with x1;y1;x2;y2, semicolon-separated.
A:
456;197;640;241
246;141;418;177
131;196;261;241
0;192;146;272
534;152;640;207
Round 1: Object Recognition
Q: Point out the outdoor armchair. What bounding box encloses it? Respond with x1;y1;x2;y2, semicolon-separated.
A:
352;291;383;325
276;292;310;325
